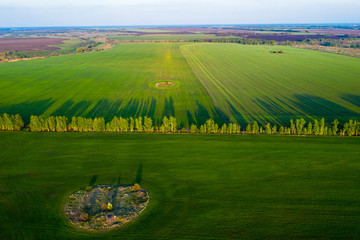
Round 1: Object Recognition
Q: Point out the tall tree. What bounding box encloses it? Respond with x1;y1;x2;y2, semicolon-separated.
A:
331;119;339;135
252;121;259;134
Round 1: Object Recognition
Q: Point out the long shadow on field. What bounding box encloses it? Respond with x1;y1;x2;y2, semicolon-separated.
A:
341;94;360;108
186;111;195;126
52;100;92;117
164;97;175;117
254;97;296;124
226;101;247;126
0;99;54;124
86;99;123;120
135;162;143;184
194;101;211;125
89;175;98;186
290;94;360;119
146;98;157;118
119;98;140;118
139;98;156;117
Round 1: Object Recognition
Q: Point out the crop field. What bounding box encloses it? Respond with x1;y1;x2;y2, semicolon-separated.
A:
107;34;224;41
0;132;359;239
181;43;360;124
0;38;67;51
0;42;359;127
0;43;215;126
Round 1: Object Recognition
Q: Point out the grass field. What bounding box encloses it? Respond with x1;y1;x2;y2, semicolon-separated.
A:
0;42;359;127
181;43;360;124
0;43;215;126
0;132;359;239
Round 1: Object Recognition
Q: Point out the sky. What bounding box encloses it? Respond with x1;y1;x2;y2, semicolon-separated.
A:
1;0;360;27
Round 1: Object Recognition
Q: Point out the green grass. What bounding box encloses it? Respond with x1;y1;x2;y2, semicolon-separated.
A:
181;43;360;124
0;42;359;127
0;43;215;127
0;132;359;239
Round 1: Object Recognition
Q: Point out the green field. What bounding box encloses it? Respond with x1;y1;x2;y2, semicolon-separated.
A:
181;43;360;124
0;42;359;127
0;43;215;126
0;132;359;239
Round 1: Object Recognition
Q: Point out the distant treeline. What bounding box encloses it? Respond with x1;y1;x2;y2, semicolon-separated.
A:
1;113;359;136
187;38;281;45
186;37;360;49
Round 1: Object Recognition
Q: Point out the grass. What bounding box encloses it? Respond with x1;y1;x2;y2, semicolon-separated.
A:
0;42;359;127
0;43;214;127
180;43;360;124
0;132;359;239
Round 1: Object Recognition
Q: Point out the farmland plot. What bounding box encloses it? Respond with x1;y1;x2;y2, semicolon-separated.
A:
181;43;360;124
0;43;215;126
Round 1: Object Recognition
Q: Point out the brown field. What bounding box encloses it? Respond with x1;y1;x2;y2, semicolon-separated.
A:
0;38;67;51
117;30;195;35
306;28;360;35
155;81;175;88
238;34;347;41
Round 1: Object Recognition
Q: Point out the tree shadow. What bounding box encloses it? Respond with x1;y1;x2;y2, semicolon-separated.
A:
186;110;194;127
213;106;230;125
89;175;98;186
135;162;143;184
86;99;123;120
52;100;93;117
194;101;211;125
146;97;157;118
0;98;54;124
164;97;175;117
290;94;360;118
119;98;140;118
226;101;247;125
341;94;360;108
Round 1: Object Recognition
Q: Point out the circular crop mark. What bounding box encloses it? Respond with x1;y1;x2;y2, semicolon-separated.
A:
149;80;180;89
155;81;175;88
64;184;149;231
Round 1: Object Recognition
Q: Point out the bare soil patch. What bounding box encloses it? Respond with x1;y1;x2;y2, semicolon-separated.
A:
155;81;175;88
0;38;67;52
64;184;149;231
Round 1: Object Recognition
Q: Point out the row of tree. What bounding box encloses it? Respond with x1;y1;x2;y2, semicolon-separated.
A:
29;115;178;133
186;37;360;49
1;113;359;136
192;118;359;136
0;113;24;131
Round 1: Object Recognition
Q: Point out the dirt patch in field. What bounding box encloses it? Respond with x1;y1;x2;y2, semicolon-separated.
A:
64;184;149;231
0;38;67;51
155;81;175;88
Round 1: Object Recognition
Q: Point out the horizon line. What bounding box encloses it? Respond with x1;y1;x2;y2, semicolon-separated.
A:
1;23;360;29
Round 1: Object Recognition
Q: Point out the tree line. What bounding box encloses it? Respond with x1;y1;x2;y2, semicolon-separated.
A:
185;37;360;49
0;113;359;136
0;113;24;131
